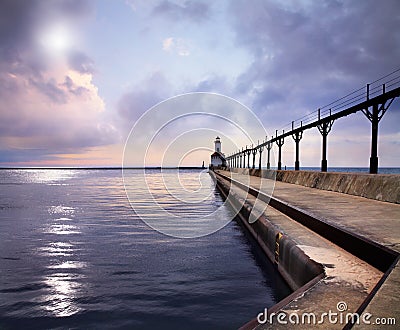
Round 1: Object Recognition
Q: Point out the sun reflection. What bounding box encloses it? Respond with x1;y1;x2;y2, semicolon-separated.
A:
45;224;81;235
42;273;85;317
48;206;75;216
16;169;78;184
38;242;75;257
49;261;87;269
46;205;80;235
39;196;87;317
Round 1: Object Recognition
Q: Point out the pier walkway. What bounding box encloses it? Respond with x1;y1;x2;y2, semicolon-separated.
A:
215;170;399;329
232;171;399;252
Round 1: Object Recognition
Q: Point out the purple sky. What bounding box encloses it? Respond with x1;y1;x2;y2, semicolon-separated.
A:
0;0;399;167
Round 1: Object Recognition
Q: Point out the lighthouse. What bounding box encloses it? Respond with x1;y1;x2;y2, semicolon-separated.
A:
210;136;226;168
215;136;221;153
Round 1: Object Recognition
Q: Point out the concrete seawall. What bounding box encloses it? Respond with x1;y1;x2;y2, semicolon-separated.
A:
241;204;324;291
211;170;324;291
229;168;400;204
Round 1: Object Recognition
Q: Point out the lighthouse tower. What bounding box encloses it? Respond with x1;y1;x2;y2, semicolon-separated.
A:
215;136;221;153
210;136;226;168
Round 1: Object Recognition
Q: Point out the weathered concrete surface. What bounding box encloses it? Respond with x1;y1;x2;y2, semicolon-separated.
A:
211;171;385;329
226;170;400;254
215;170;400;329
231;168;400;204
353;260;399;329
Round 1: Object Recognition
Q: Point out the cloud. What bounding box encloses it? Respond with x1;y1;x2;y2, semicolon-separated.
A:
228;0;400;128
189;74;233;96
152;0;210;22
125;0;155;13
162;37;191;56
0;0;119;164
67;51;95;74
117;72;174;129
0;0;91;62
121;0;400;166
162;37;174;51
122;92;268;167
2;0;399;166
0;65;115;141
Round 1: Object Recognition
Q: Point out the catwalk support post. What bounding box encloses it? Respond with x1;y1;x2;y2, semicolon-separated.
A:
292;121;303;171
317;109;334;172
361;84;394;174
266;140;272;170
275;130;285;171
258;145;264;171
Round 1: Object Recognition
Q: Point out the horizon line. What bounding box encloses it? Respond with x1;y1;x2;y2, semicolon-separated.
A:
0;166;207;170
0;166;399;170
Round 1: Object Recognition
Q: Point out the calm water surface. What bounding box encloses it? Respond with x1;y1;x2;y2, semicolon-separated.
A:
0;169;290;329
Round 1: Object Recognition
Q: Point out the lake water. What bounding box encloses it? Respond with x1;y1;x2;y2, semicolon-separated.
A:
0;169;291;329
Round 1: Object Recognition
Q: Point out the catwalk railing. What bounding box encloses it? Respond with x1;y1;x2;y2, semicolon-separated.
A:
226;68;400;174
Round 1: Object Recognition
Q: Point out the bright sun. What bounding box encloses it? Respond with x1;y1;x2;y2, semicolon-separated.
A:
39;24;74;55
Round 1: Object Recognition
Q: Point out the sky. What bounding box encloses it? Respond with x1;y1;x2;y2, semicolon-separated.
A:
0;0;399;167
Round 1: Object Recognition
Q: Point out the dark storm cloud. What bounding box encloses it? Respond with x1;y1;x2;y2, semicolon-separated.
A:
152;0;210;22
228;0;400;127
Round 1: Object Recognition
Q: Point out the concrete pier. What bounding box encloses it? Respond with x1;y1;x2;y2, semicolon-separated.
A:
210;169;399;329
